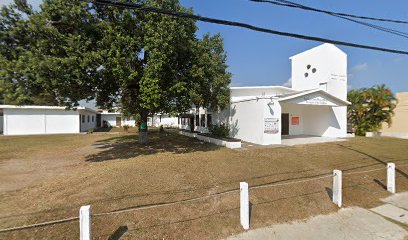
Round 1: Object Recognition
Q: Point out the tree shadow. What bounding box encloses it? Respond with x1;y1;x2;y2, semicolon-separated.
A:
86;131;221;162
108;226;128;240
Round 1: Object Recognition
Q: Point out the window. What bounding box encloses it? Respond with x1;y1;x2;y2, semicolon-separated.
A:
82;115;85;123
207;114;212;127
319;82;327;91
92;116;94;122
196;115;199;126
201;114;205;127
87;115;90;123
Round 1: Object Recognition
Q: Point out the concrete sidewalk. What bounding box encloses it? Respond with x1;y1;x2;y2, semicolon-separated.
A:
227;193;408;240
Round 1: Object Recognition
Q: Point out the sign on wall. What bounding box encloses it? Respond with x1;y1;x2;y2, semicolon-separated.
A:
291;117;299;125
264;118;279;134
303;96;328;105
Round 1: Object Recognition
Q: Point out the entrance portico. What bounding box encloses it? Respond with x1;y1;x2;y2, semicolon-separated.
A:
278;89;350;139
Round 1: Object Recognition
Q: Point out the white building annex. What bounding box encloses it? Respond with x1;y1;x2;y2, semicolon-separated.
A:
179;43;350;145
0;105;98;135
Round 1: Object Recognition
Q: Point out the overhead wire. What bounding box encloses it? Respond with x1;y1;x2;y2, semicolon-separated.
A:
249;0;408;39
249;0;408;24
90;0;408;55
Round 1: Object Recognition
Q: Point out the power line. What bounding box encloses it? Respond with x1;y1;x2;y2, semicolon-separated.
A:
249;0;408;39
249;0;408;25
91;0;408;55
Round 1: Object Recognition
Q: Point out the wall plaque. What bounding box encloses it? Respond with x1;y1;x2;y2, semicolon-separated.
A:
264;118;279;134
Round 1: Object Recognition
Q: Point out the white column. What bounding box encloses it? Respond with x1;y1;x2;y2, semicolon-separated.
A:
387;163;396;194
204;109;208;129
80;205;92;240
333;170;342;207
240;182;249;230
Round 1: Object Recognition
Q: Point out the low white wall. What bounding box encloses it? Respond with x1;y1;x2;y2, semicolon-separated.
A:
4;109;80;135
179;131;241;149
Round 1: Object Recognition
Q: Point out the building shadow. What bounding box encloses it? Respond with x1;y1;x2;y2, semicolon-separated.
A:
86;131;221;162
108;226;128;240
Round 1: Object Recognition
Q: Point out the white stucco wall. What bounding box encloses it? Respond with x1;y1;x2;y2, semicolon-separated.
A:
79;110;97;132
262;99;282;145
152;116;178;127
229;100;264;144
301;105;347;138
101;114;136;127
101;114;118;127
3;109;80;135
229;98;282;145
291;43;347;101
280;103;304;136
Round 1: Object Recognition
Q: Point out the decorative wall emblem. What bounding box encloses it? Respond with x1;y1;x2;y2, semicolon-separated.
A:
304;64;317;78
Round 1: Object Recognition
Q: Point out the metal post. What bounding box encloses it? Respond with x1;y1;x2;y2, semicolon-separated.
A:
387;163;396;194
333;170;342;207
240;182;249;230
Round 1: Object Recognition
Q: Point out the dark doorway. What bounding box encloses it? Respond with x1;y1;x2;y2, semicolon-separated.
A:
281;113;289;135
116;117;122;127
96;114;101;127
190;117;194;132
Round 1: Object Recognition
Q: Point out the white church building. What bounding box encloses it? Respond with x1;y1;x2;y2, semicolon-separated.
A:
180;43;350;145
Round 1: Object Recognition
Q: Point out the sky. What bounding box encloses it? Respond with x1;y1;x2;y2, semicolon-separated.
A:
2;0;408;93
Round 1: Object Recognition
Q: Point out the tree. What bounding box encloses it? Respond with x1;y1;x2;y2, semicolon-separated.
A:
0;0;36;105
190;33;231;111
348;84;397;136
0;0;231;141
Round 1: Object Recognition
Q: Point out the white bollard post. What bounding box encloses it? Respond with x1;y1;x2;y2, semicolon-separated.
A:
240;182;249;230
80;205;91;240
387;163;396;194
333;170;342;208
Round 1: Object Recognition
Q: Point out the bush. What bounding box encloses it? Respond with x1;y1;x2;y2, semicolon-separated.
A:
87;128;94;134
209;124;230;138
123;125;130;132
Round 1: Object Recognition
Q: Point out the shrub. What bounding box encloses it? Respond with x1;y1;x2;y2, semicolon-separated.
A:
87;128;94;134
209;124;230;138
123;125;130;132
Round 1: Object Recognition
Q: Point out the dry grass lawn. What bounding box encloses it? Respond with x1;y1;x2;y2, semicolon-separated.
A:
0;130;407;239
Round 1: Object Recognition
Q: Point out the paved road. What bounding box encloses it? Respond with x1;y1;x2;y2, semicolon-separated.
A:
227;192;408;240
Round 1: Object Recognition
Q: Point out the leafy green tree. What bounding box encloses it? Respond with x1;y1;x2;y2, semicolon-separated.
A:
190;33;231;111
1;0;231;141
0;0;35;104
348;84;397;136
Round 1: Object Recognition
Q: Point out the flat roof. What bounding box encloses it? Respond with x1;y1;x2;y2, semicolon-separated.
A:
0;105;99;114
230;85;297;91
